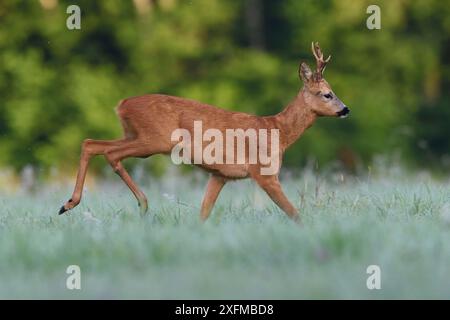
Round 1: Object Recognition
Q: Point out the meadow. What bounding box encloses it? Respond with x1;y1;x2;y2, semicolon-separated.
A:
0;165;450;299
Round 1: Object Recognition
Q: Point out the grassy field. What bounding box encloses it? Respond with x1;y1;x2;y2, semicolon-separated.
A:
0;167;450;299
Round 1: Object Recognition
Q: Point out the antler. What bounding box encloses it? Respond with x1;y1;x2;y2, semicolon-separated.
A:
311;42;331;80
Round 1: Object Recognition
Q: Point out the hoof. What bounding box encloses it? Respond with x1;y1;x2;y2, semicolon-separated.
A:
58;205;68;215
293;216;302;226
138;200;149;217
58;199;73;215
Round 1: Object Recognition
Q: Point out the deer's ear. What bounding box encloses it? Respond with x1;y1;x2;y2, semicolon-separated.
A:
299;62;313;83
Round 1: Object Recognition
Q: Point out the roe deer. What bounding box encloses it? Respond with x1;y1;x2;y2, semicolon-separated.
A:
59;42;349;222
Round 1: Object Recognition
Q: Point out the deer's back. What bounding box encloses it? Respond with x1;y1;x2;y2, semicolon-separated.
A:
116;94;280;178
116;94;274;138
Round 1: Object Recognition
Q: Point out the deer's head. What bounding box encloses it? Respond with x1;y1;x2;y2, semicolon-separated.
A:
299;42;349;118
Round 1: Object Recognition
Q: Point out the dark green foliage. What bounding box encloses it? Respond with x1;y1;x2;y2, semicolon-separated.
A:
0;0;448;174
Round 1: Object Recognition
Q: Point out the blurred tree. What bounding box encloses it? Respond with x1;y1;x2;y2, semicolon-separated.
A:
0;0;448;175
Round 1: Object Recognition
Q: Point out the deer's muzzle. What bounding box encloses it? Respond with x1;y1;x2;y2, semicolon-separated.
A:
337;107;350;118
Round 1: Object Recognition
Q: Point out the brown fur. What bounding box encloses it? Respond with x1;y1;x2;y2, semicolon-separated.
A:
59;43;349;222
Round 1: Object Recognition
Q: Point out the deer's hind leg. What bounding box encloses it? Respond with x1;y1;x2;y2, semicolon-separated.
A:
59;138;152;216
101;140;154;216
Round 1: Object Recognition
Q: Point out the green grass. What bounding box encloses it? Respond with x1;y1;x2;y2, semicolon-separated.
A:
0;168;450;299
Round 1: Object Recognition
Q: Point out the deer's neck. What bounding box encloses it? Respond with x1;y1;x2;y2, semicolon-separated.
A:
274;89;317;149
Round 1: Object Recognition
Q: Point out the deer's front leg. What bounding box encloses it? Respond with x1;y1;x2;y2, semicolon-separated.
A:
252;174;300;222
200;175;226;221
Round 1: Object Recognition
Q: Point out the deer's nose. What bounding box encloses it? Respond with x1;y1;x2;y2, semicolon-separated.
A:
337;107;350;118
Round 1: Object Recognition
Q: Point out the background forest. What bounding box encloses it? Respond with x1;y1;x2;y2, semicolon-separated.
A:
0;0;449;178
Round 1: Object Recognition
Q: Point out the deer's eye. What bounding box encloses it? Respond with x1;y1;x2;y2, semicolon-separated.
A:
323;93;333;100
